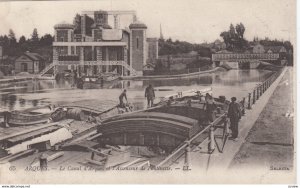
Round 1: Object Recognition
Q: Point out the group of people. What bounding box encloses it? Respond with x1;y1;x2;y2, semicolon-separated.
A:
204;93;242;141
70;70;84;89
118;84;156;109
121;83;242;141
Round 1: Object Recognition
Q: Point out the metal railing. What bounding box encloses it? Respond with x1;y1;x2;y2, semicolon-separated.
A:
39;63;54;76
246;68;284;110
156;67;285;168
212;53;279;61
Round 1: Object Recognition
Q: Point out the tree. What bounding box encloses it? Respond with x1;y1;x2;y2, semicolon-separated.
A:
229;24;236;38
220;23;248;51
235;23;245;39
220;31;230;49
31;28;39;42
73;13;81;34
40;34;53;46
19;36;26;45
8;29;17;45
8;29;16;40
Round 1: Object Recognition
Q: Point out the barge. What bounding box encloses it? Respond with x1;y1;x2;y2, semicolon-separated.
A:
0;87;233;170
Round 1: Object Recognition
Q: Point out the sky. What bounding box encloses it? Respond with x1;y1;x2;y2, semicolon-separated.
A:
0;0;296;44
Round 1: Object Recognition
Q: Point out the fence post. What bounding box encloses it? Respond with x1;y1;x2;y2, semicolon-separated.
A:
258;85;261;97
256;86;259;100
208;126;215;154
242;97;245;115
248;93;251;109
40;154;48;171
260;85;263;96
253;89;256;104
183;144;191;170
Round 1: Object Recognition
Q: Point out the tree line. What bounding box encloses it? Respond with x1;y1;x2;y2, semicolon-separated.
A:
158;38;212;58
0;28;54;60
220;23;293;53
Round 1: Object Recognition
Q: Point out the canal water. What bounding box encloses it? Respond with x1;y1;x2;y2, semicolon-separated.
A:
0;69;273;112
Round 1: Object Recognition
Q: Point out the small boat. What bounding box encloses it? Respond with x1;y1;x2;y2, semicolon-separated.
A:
83;73;120;84
2;106;54;127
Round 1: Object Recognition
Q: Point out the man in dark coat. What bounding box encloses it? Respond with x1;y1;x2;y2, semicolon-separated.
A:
145;84;155;108
227;97;242;141
204;93;216;123
119;89;128;108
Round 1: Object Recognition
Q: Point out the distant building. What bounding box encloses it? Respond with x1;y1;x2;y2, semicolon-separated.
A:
213;39;226;51
264;46;287;54
15;52;45;74
146;38;158;64
252;44;265;53
51;10;158;76
252;44;287;54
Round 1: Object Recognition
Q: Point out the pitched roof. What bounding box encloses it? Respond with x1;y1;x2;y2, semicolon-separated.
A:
54;22;74;29
216;50;232;54
264;46;287;53
23;52;44;61
129;21;147;29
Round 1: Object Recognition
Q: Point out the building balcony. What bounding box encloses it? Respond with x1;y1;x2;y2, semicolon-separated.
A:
58;55;80;61
53;41;127;47
54;60;127;66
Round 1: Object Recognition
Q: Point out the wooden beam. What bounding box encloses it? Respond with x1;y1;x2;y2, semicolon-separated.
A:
0;149;36;163
85;158;104;166
0;120;73;142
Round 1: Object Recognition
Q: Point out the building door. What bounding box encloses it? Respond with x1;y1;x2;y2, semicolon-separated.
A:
21;63;28;72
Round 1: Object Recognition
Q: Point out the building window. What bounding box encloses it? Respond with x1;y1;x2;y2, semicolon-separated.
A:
21;63;28;72
71;46;75;55
136;37;139;49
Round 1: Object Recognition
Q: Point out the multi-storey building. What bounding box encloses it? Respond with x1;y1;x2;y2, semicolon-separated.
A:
51;10;158;77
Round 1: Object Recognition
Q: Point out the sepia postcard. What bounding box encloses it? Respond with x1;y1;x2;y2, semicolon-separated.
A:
0;0;296;184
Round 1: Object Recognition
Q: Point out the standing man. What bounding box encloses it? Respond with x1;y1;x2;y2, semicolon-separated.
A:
119;89;128;108
204;93;216;123
145;84;155;108
74;69;78;87
227;97;242;141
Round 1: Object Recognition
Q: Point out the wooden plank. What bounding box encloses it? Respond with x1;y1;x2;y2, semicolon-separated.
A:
85;158;104;166
121;158;143;168
87;147;111;157
0;149;36;163
7;126;59;143
0;119;74;142
137;161;150;169
86;133;102;141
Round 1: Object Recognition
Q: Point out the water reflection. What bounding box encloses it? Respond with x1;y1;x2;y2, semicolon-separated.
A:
0;69;273;112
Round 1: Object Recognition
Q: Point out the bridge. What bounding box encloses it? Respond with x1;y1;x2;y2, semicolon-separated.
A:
212;53;280;69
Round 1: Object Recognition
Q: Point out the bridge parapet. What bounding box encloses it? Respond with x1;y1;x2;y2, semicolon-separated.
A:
212;53;279;61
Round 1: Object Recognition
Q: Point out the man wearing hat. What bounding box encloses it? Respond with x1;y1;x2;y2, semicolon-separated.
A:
227;97;242;141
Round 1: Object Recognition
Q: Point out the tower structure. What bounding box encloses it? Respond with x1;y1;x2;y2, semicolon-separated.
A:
129;21;147;76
